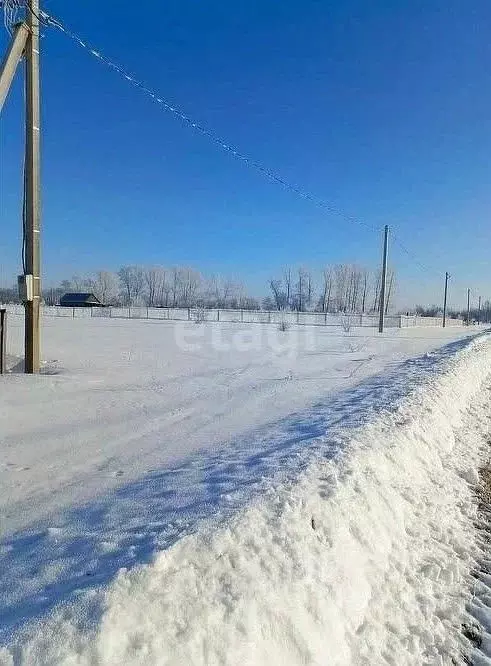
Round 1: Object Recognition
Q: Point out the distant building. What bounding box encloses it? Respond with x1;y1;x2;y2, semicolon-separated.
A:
59;293;104;307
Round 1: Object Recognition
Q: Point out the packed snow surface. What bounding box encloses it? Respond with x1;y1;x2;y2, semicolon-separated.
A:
0;318;478;535
1;317;490;664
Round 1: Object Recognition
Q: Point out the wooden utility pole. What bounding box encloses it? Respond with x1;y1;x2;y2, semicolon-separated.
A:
378;225;389;333
442;272;449;328
24;0;41;373
478;295;481;325
466;288;471;326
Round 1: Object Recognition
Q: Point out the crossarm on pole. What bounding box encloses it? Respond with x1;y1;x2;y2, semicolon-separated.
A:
0;21;29;113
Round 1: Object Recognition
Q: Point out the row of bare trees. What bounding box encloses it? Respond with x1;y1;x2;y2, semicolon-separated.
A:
266;265;396;313
4;263;395;313
416;301;491;323
43;267;260;309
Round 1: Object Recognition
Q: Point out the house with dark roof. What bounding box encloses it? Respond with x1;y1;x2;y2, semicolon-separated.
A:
59;293;104;307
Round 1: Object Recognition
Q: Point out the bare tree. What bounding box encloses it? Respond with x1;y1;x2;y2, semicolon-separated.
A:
93;271;118;305
361;270;369;314
144;267;166;307
334;264;349;312
306;271;314;310
44;287;63;306
60;279;72;294
201;275;217;308
283;268;292;310
269;279;285;310
295;269;305;312
241;296;260;310
69;275;85;291
320;268;333;313
201;274;239;308
158;271;170;306
262;296;276;310
234;283;247;309
293;268;313;312
170;267;180;307
118;266;145;305
179;268;201;307
219;278;235;308
349;267;362;312
345;269;355;312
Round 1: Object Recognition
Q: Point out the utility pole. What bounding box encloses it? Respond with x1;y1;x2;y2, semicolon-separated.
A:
478;295;481;325
378;225;389;334
24;0;42;373
466;288;471;326
442;272;449;328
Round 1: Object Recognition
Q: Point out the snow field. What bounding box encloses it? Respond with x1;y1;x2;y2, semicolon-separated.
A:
0;317;476;537
1;325;490;664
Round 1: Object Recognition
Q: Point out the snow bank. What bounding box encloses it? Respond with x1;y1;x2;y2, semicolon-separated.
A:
2;333;491;665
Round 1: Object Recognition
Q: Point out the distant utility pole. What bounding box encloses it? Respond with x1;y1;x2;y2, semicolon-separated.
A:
467;288;471;326
442;271;449;328
378;225;389;334
478;295;481;325
24;0;42;373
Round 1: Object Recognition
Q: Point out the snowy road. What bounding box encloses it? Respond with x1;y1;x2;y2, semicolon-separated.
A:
0;317;478;535
0;317;490;664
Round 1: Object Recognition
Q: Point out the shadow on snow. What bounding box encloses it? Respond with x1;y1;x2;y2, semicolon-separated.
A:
0;333;480;644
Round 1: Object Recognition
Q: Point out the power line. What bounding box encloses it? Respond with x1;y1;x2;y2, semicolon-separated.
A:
390;232;439;278
33;8;382;237
7;4;446;284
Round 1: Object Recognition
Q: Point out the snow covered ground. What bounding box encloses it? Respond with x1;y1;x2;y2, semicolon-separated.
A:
0;317;490;664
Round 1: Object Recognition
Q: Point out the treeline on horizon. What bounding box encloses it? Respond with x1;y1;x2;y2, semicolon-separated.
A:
1;264;395;313
0;263;488;320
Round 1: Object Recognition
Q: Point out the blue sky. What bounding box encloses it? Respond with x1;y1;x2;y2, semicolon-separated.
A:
1;0;491;308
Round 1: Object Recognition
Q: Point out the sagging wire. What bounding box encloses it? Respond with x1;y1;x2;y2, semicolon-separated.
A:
11;3;450;284
31;7;379;236
391;233;439;279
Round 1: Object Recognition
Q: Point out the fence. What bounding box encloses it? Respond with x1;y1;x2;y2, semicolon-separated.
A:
1;304;464;329
399;315;463;327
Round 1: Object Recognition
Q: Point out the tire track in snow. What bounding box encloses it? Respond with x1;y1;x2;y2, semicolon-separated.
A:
3;333;491;664
0;333;488;651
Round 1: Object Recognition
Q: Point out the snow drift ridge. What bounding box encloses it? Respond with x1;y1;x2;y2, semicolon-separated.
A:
4;332;491;666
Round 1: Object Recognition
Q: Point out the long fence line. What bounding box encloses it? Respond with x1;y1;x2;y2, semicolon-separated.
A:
1;304;463;329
